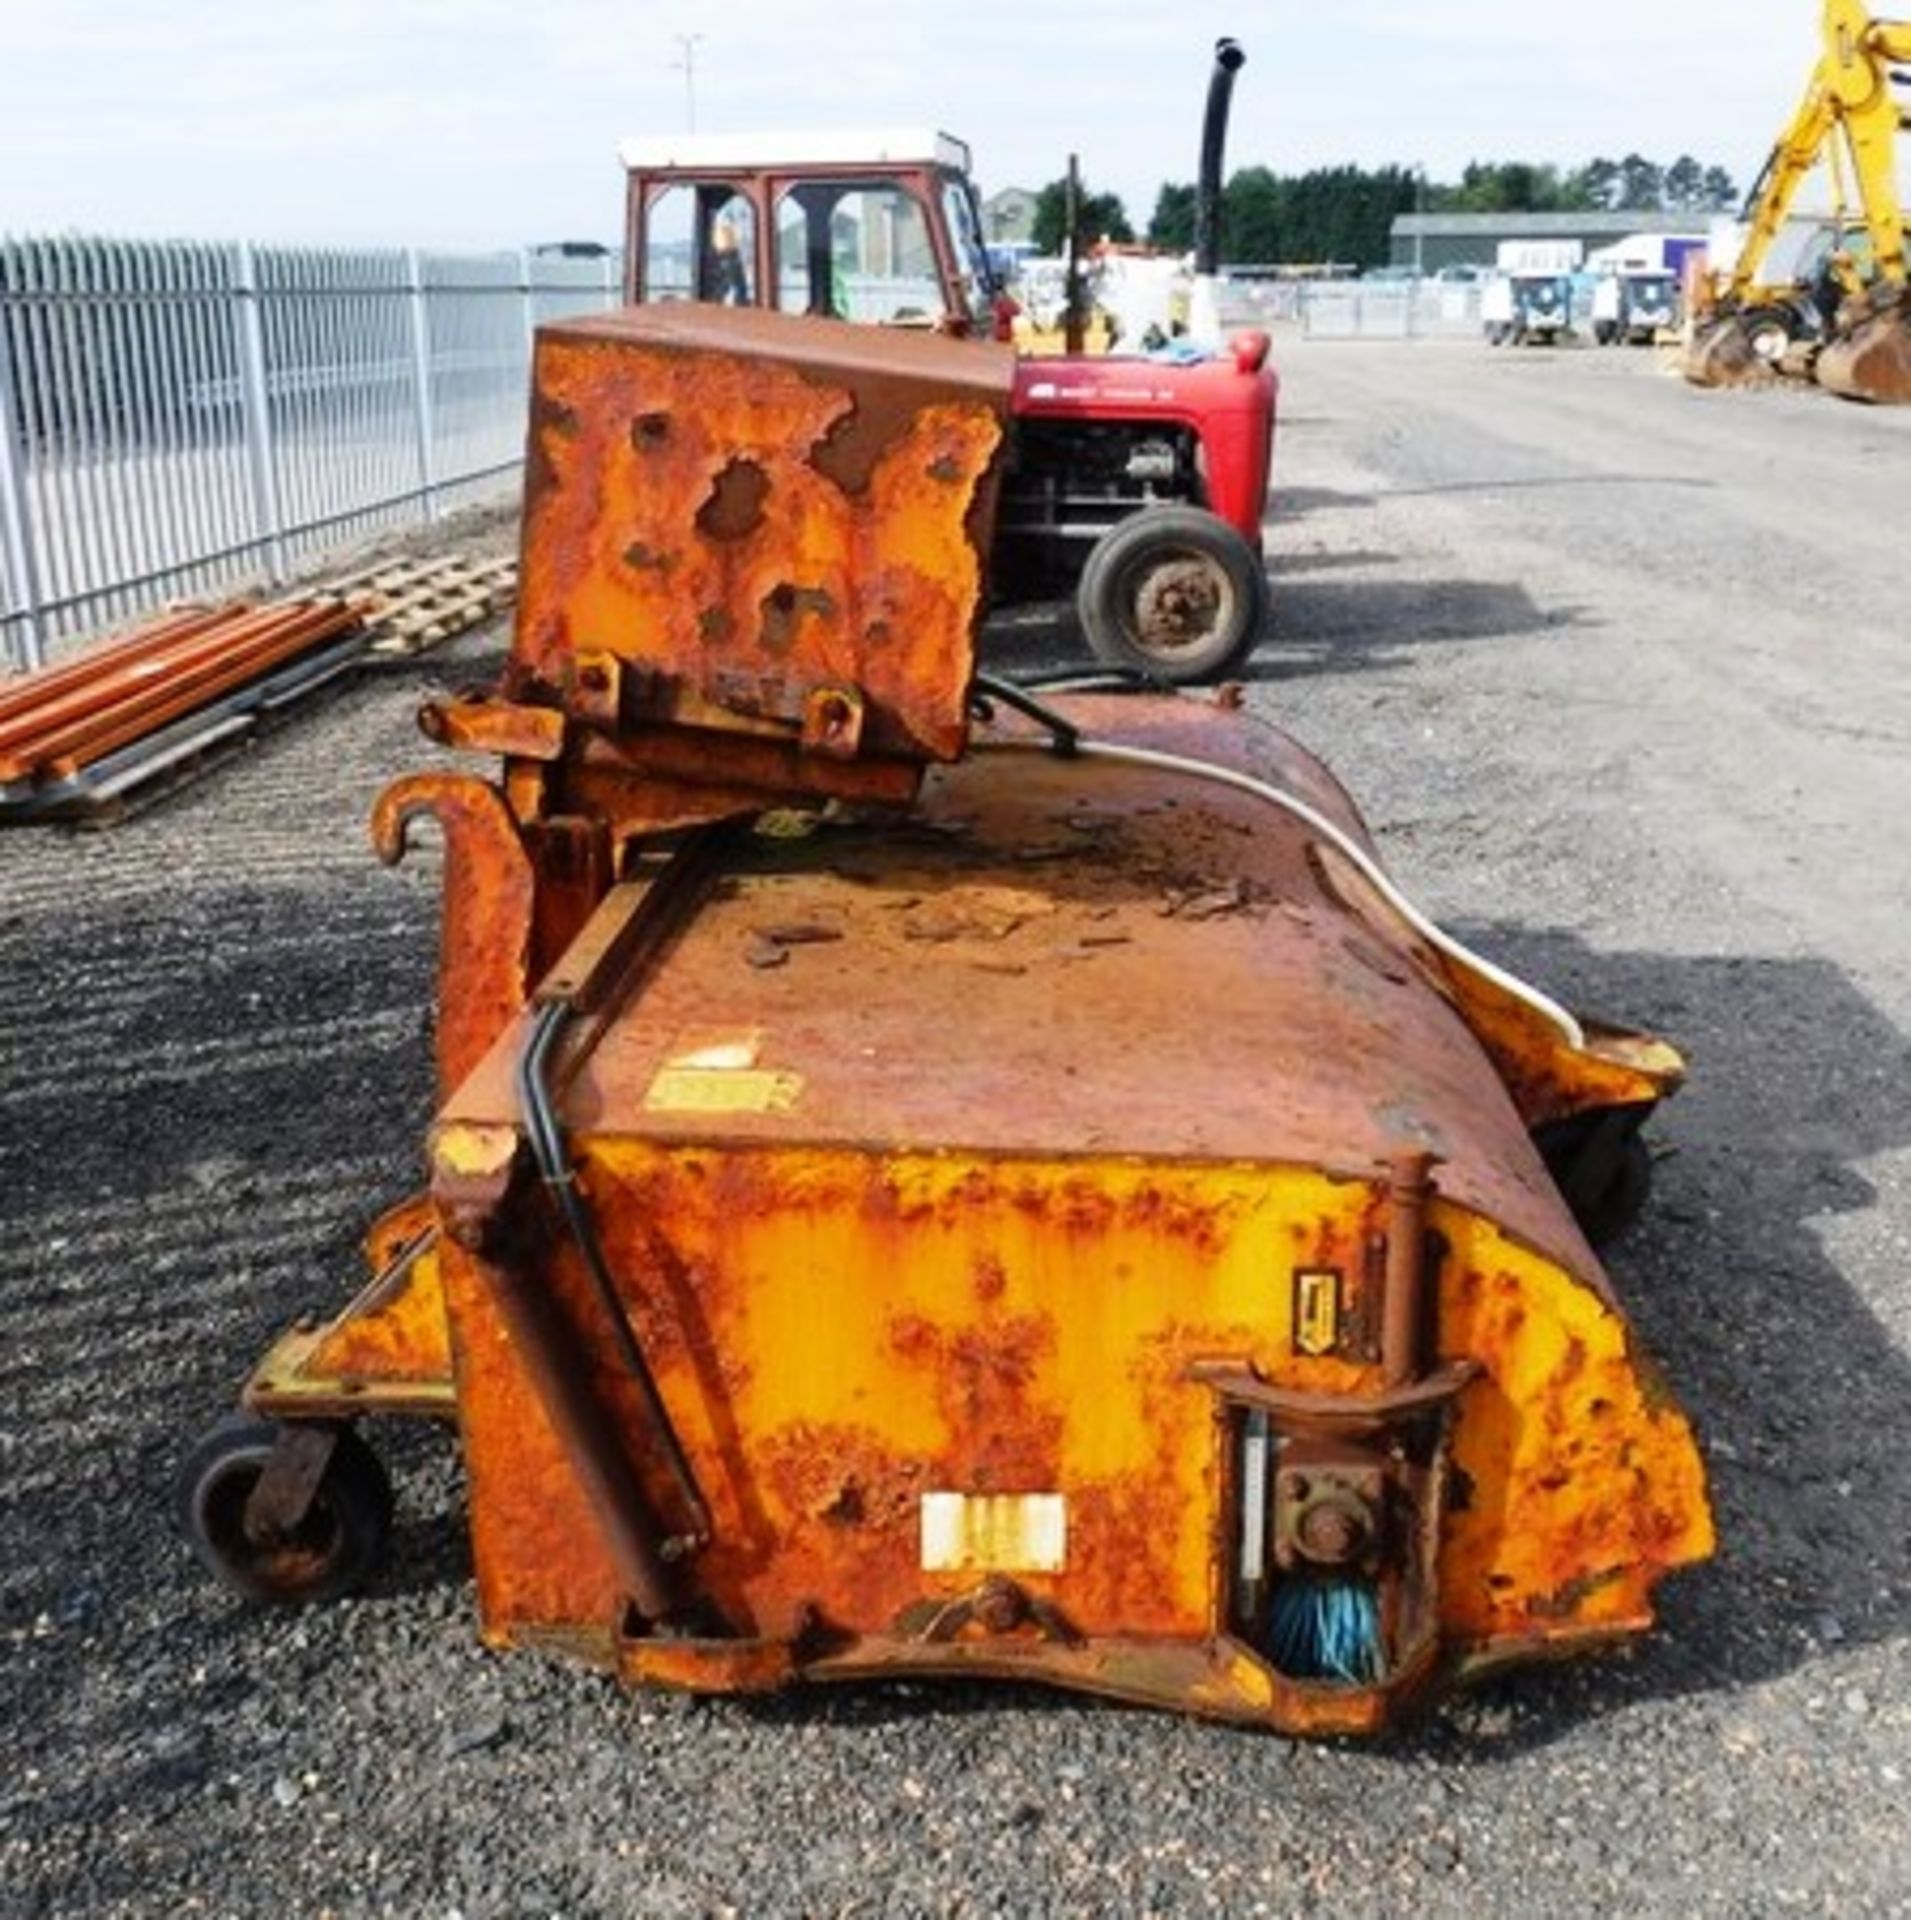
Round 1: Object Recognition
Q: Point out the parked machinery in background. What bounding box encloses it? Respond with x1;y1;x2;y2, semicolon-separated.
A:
1686;0;1911;401
1483;273;1574;346
615;43;1275;683
1592;268;1681;344
1482;240;1583;347
177;303;1712;1739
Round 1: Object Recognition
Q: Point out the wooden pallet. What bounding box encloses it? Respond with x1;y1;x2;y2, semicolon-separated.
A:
315;552;517;657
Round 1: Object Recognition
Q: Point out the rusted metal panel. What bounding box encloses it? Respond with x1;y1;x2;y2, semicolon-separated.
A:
244;1206;454;1421
510;305;1011;770
431;1137;1708;1718
447;709;1622;1278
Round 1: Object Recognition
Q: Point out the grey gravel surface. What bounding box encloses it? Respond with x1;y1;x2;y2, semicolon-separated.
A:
3;337;1908;1917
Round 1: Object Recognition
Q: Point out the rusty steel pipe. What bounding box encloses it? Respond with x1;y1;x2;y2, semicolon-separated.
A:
0;604;299;757
0;606;229;726
0;601;355;774
16;603;360;778
1381;1151;1438;1390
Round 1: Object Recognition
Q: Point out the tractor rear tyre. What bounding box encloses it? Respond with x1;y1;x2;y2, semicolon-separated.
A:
176;1415;393;1604
1075;506;1269;684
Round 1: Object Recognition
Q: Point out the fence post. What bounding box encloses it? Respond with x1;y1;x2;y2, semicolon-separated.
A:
519;247;538;366
0;297;47;672
233;241;287;584
406;248;438;526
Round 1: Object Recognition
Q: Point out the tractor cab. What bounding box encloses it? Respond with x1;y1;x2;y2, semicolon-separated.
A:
613;59;1278;689
618;130;1005;337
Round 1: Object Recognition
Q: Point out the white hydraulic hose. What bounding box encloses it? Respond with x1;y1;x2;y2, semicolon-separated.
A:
975;732;1586;1050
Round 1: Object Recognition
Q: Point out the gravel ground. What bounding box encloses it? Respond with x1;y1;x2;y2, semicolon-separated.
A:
3;337;1909;1917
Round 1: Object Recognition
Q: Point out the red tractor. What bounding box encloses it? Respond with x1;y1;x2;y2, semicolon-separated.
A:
616;43;1277;683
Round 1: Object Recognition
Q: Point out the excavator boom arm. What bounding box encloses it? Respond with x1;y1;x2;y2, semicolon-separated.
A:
1730;76;1839;299
1727;0;1907;300
1839;3;1909;279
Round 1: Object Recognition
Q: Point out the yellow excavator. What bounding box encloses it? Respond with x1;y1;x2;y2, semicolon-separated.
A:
1686;0;1911;402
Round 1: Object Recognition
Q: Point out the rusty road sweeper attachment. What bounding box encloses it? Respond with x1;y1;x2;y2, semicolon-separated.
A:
179;306;1712;1736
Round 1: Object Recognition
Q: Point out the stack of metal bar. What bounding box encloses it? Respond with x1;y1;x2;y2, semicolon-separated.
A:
0;597;368;824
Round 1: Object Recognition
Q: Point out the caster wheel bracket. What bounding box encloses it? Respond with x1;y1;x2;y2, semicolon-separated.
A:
241;1422;339;1544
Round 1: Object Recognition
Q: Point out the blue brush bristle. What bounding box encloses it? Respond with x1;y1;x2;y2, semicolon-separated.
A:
1269;1579;1384;1683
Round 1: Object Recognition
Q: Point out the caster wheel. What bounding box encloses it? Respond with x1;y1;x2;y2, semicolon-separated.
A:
176;1416;393;1603
1534;1113;1654;1249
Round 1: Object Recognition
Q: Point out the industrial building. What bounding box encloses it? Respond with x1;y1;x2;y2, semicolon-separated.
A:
1388;209;1710;273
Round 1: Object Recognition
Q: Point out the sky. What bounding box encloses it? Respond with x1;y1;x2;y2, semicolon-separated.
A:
0;1;1831;248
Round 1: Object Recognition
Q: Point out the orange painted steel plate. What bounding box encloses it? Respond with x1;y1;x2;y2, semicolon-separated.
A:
513;304;1013;765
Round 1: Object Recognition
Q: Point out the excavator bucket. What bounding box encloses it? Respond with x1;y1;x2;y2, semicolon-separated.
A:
181;306;1713;1738
1816;304;1911;402
1682;314;1785;388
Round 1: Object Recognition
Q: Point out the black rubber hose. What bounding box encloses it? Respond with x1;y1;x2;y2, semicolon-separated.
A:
514;1001;711;1546
970;672;1083;754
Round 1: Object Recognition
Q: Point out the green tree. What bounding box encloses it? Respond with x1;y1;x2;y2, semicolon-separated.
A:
1442;161;1581;214
1701;165;1739;212
1572;157;1622;210
1664;154;1705;210
1618;153;1665;210
1223;166;1285;262
1222;164;1413;268
1148;182;1199;251
1031;178;1133;254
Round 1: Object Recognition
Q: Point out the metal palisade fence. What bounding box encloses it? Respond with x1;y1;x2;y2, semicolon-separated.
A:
0;238;620;671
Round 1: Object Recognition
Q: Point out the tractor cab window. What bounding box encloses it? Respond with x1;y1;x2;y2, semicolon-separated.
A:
941;176;1000;330
643;185;757;305
772;182;944;324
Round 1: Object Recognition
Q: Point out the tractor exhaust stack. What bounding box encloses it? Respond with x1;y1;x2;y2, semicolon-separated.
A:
1188;36;1246;346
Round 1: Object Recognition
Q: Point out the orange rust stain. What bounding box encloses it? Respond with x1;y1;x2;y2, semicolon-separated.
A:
362;1190;436;1271
306;1239;450;1384
1438;1223;1713;1639
436;1131;1709;1697
437;1239;625;1640
371;773;535;1098
523;1144;1384;1644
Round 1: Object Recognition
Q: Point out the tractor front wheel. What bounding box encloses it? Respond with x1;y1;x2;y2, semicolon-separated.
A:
1075;506;1269;684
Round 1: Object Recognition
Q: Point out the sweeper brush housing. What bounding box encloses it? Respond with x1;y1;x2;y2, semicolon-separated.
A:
190;306;1711;1736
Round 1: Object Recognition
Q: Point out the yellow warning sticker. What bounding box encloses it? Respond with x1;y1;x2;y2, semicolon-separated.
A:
1293;1268;1342;1357
643;1066;803;1114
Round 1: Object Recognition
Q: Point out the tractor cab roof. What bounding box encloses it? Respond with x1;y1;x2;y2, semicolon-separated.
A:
618;129;972;176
